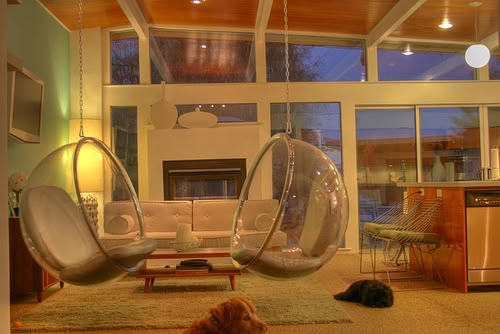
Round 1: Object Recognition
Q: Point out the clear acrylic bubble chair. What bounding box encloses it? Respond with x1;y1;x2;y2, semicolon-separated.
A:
19;137;157;285
231;133;349;279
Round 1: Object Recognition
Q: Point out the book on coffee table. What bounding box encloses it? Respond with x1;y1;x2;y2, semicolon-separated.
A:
175;259;212;273
175;266;210;273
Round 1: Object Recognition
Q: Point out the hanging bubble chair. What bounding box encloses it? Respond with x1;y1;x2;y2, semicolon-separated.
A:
19;137;157;285
231;133;349;279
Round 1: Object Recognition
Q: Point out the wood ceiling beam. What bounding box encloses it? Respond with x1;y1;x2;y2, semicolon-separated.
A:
116;0;148;40
481;31;499;51
255;0;273;40
366;0;427;48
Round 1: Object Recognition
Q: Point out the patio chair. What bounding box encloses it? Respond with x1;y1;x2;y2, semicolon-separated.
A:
362;195;444;288
359;191;424;275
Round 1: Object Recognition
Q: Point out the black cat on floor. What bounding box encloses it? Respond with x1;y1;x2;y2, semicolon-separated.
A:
333;279;394;308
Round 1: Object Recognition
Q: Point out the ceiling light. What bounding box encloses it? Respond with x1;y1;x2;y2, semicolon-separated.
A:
200;44;207;49
465;1;490;68
402;44;414;56
191;0;202;4
439;18;453;29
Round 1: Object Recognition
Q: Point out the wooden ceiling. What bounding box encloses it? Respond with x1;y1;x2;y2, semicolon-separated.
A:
37;0;499;48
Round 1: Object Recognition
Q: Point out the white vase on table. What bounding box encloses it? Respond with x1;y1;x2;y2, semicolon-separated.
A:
432;154;446;182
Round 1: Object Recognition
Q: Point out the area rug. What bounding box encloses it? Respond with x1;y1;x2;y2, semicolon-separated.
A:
14;273;352;332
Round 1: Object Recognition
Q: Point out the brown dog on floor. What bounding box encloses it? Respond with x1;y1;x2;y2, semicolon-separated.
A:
183;296;268;334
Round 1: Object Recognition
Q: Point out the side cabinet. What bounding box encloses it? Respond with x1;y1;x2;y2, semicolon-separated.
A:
9;217;62;302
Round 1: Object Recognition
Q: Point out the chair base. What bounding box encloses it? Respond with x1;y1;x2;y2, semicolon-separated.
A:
360;236;445;291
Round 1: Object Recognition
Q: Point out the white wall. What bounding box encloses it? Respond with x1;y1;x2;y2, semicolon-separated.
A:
148;125;262;200
1;0;11;332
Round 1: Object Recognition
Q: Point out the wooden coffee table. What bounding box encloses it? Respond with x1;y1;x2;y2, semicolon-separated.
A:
135;248;241;292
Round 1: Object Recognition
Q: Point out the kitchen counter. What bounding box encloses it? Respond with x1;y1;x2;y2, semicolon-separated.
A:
398;181;500;188
399;183;500;292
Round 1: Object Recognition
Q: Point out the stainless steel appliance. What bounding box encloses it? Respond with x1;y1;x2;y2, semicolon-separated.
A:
466;190;500;284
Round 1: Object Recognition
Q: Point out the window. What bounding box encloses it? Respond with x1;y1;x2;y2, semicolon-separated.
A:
150;29;255;84
488;106;500;179
356;107;416;245
489;54;500;80
270;102;342;170
266;34;365;82
111;32;139;85
488;106;500;148
111;106;138;198
176;103;257;123
378;42;473;81
420;107;480;181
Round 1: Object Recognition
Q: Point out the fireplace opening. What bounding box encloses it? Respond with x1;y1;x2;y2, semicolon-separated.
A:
163;159;246;200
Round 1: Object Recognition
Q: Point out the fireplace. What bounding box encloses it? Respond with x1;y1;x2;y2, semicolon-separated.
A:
163;159;246;200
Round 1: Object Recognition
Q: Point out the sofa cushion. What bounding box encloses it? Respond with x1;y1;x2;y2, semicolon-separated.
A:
192;200;239;231
106;214;136;234
140;201;192;232
104;200;193;234
254;213;274;231
240;199;279;231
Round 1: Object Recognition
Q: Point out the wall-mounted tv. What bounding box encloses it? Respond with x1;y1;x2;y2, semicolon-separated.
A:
7;66;44;143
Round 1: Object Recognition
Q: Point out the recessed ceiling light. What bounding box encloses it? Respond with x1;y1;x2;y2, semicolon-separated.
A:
191;0;204;4
439;18;453;29
402;44;414;56
200;44;207;49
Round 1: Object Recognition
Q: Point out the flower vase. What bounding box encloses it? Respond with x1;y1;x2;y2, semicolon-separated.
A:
432;154;446;182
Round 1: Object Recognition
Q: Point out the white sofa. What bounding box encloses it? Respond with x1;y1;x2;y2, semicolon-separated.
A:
100;199;286;249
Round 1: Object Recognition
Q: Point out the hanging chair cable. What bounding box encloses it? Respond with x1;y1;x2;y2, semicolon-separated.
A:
78;0;85;138
283;0;292;135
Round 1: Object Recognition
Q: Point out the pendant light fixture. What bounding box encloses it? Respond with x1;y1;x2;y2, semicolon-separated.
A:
465;1;490;68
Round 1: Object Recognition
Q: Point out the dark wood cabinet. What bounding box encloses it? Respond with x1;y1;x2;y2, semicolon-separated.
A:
9;217;62;302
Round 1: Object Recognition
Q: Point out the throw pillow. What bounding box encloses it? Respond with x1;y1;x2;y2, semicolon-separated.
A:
106;214;136;234
254;213;274;231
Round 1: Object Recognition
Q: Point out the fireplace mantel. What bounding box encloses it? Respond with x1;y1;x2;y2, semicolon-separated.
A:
147;125;263;200
163;158;246;200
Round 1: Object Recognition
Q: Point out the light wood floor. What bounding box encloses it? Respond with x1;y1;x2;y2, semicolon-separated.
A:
10;252;500;334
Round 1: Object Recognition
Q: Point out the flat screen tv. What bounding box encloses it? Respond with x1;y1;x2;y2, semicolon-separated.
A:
7;66;44;143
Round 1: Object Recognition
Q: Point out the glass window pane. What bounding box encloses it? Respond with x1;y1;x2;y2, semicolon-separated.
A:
420;107;480;181
111;106;138;198
150;29;255;84
356;108;416;184
356;107;415;246
111;32;139;85
488;106;500;147
177;103;257;123
488;106;500;179
266;34;365;82
378;43;473;81
489;54;500;80
270;102;342;171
